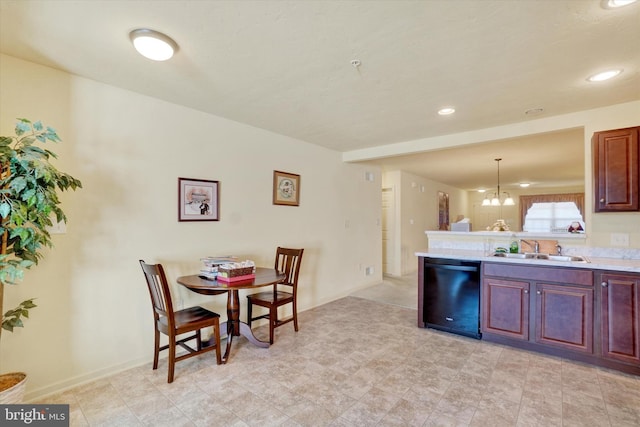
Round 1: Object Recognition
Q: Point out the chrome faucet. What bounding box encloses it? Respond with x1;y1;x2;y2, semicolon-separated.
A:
556;244;562;255
520;239;539;253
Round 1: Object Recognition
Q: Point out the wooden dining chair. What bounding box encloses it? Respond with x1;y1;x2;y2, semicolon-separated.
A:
246;247;304;344
139;260;222;383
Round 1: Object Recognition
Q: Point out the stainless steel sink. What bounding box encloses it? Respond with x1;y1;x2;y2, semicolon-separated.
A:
546;255;589;262
493;253;528;259
493;253;589;263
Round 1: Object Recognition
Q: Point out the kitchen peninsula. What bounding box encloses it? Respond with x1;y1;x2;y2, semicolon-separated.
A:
417;230;640;376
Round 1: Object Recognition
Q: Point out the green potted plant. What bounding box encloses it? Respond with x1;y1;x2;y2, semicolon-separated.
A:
0;119;82;402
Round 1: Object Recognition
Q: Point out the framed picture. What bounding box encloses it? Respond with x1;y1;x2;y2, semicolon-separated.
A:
438;191;449;230
178;178;219;221
273;170;300;206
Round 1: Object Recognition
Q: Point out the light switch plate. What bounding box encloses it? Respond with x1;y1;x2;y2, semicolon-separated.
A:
610;233;629;247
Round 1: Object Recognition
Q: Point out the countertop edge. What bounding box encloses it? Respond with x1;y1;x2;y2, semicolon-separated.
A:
415;249;640;273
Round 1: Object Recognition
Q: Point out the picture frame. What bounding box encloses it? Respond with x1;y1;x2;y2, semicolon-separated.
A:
178;177;219;221
273;170;300;206
438;191;450;230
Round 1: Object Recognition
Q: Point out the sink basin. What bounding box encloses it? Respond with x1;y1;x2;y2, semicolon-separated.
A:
547;255;589;262
493;253;528;259
493;253;589;263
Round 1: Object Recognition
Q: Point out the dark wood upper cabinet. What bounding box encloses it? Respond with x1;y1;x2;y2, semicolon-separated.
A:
593;126;639;212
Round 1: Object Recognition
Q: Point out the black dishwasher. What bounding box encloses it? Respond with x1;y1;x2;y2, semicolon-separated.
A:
420;257;481;339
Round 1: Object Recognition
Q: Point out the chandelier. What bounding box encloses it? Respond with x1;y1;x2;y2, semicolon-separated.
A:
482;158;515;206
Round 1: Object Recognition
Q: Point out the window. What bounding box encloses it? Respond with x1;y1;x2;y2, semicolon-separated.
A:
520;193;584;233
523;202;584;232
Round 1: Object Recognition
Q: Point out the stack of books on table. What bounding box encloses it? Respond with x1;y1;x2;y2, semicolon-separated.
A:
217;260;256;283
200;256;238;280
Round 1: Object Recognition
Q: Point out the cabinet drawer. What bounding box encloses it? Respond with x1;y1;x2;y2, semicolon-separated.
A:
483;263;593;286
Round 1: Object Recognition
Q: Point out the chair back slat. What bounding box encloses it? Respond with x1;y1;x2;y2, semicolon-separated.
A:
274;247;304;289
139;260;174;324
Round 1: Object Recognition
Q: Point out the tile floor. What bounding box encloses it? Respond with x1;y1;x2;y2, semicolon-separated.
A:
38;275;640;426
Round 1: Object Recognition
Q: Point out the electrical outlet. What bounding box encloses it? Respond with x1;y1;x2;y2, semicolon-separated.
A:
47;219;67;234
610;233;629;247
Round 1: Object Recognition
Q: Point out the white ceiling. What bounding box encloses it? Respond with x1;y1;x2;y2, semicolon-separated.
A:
1;0;639;190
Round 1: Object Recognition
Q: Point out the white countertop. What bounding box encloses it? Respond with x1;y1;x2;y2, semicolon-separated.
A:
415;249;640;273
425;230;587;240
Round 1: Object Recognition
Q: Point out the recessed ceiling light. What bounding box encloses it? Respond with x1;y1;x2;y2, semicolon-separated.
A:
587;69;623;82
525;108;544;116
438;107;455;115
520;183;530;188
130;29;178;61
477;189;486;193
602;0;637;9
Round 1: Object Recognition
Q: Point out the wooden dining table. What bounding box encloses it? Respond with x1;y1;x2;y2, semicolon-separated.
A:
177;267;285;363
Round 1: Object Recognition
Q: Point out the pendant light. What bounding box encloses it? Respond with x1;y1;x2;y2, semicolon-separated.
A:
482;158;515;206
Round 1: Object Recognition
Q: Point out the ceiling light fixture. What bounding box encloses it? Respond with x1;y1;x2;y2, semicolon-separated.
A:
482;158;515;207
587;69;623;82
519;183;530;188
602;0;637;8
438;107;455;115
525;108;544;116
129;28;178;61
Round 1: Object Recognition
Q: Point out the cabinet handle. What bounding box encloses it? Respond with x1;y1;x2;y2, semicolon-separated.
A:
524;290;529;294
536;290;541;295
600;198;605;203
601;282;608;288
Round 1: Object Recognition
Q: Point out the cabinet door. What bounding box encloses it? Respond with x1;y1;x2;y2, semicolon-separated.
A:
482;278;529;340
593;127;639;212
535;283;593;353
601;274;640;364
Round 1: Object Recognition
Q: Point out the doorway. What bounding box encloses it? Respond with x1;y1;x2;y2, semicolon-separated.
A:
382;187;398;276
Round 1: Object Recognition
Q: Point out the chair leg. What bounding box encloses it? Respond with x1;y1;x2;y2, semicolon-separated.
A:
269;306;277;345
153;329;160;370
214;321;222;365
168;337;176;383
293;300;299;332
196;330;202;351
247;300;253;328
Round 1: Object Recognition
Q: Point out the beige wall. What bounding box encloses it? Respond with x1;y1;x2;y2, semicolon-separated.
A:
383;170;468;275
583;103;640;248
349;101;640;250
0;54;383;399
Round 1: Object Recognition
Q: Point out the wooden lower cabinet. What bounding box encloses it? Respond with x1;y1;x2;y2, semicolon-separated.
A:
600;272;640;364
535;283;593;353
482;275;593;353
482;277;529;340
482;263;594;356
482;263;640;375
